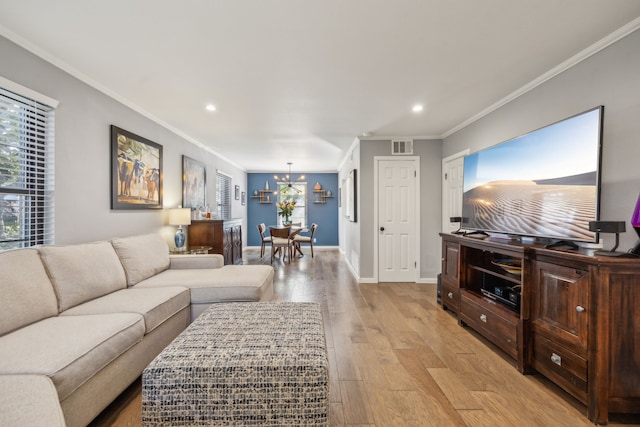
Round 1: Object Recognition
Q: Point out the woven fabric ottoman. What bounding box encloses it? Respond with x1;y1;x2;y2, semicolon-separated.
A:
142;302;328;426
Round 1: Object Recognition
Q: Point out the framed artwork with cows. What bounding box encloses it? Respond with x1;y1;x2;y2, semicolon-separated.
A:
111;125;163;209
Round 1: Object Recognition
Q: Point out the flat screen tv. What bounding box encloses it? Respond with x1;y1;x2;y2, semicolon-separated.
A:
461;106;603;243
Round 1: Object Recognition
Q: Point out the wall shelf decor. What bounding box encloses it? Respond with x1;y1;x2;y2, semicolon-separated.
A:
313;189;333;204
251;189;273;204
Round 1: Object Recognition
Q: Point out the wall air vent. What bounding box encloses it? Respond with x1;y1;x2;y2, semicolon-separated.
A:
392;139;413;155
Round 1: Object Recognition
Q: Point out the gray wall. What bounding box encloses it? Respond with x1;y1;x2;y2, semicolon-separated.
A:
444;29;640;252
0;36;247;247
341;138;442;281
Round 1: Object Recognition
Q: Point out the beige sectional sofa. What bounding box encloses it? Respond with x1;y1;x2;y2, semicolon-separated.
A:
0;233;274;427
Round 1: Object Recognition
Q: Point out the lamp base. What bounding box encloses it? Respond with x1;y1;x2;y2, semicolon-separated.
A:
174;227;186;250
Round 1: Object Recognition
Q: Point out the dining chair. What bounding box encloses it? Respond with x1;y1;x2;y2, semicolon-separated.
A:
269;226;293;263
256;223;272;258
294;223;318;257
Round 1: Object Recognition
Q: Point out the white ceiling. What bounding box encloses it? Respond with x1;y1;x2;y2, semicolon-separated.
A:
1;1;640;173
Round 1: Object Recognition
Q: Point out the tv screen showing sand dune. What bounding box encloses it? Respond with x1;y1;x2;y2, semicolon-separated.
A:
461;107;602;242
462;179;597;240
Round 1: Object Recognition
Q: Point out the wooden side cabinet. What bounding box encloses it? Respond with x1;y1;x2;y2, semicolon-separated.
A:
439;233;640;424
187;219;243;265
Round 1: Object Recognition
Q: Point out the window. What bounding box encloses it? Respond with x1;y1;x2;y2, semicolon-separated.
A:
216;171;231;219
0;86;55;250
277;182;307;226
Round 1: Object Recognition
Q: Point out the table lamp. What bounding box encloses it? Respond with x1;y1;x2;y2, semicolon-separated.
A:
169;207;192;251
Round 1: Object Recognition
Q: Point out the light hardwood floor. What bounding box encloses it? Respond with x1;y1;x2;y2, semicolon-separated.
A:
90;247;640;427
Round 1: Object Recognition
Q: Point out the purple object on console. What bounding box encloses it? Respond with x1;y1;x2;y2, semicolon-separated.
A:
632;193;640;231
630;193;640;255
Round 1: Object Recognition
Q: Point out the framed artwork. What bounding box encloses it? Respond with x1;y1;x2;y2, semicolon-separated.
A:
345;169;357;222
235;185;240;200
241;191;246;206
182;155;206;209
111;125;163;209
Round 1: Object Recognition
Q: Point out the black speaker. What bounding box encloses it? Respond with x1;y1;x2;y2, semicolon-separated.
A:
588;221;626;233
589;220;627;255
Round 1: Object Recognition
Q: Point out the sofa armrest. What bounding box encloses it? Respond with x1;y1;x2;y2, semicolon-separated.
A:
0;375;66;427
169;254;224;269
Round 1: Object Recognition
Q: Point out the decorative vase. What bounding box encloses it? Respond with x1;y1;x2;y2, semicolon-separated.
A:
253;190;258;196
314;182;321;191
174;227;186;251
265;181;270;190
326;190;332;197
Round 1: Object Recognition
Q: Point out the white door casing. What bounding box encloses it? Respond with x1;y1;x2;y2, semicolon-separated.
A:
377;158;418;282
442;150;468;233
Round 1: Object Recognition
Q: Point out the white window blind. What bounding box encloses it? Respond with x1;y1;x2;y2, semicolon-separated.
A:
0;87;55;250
216;171;231;220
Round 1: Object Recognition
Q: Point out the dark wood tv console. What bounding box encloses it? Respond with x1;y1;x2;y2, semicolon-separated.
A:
440;233;640;425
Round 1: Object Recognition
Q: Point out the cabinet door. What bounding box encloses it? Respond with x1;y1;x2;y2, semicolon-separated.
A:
223;226;234;265
232;224;242;264
532;261;588;355
442;240;460;286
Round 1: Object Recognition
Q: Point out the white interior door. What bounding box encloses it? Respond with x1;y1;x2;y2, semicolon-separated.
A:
378;159;416;282
442;151;467;233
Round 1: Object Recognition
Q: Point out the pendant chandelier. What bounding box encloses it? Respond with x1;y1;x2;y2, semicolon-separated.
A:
273;162;305;194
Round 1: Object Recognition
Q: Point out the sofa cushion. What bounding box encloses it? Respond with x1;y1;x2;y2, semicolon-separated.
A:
40;241;127;312
0;313;144;401
0;249;58;336
111;234;170;286
0;375;66;427
134;265;275;303
61;287;190;333
169;253;224;269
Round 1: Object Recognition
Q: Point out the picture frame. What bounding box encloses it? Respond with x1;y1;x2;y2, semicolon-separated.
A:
111;125;163;209
235;185;240;200
241;191;246;206
182;155;206;210
345;169;357;222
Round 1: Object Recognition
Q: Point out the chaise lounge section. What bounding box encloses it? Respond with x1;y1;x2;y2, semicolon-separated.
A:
0;233;274;427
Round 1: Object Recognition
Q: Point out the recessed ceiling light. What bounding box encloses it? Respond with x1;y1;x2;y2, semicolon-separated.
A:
412;104;424;113
205;104;217;112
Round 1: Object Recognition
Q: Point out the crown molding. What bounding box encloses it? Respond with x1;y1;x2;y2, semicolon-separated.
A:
441;17;640;139
0;24;245;171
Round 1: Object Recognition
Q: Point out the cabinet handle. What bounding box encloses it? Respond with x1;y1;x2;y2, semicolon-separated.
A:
551;352;562;366
576;305;585;313
480;314;487;323
447;292;454;299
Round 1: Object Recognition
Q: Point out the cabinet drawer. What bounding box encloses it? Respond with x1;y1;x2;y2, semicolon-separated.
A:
531;333;587;403
441;283;460;313
460;294;518;359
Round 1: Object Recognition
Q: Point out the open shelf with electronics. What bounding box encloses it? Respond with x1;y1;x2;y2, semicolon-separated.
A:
440;232;640;424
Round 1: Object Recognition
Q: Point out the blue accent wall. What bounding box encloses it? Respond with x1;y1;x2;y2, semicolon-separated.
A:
247;173;339;247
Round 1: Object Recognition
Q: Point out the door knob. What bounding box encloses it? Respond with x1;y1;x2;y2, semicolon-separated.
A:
380;227;385;232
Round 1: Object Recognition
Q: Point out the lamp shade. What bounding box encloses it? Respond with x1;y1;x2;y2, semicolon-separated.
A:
168;208;192;226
